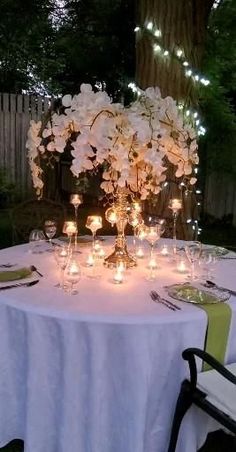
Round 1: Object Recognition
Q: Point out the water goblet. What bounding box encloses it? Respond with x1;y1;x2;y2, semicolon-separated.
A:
64;257;81;295
198;249;218;280
54;245;71;289
44;219;57;251
29;229;46;254
128;212;143;253
85;215;103;250
185;241;202;281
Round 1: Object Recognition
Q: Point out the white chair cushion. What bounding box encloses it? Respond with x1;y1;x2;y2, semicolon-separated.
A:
197;363;236;420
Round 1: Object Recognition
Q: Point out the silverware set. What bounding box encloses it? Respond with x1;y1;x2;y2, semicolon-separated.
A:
0;280;39;291
150;290;181;311
202;280;236;297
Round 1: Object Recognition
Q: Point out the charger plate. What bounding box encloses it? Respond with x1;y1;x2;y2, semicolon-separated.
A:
203;245;229;257
166;283;230;305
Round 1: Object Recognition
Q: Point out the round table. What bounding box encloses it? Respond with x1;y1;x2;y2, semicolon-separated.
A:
0;238;235;452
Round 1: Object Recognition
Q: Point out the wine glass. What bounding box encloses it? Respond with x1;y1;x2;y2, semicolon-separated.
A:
54;245;71;289
128;212;143;252
44;219;57;251
85;215;103;249
135;224;148;258
29;229;46;254
198;249;219;280
185;241;202;281
64;257;81;295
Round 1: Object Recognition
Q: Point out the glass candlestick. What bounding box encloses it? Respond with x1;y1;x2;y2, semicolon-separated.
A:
168;199;182;257
70;194;83;252
85;215;103;250
63;221;77;251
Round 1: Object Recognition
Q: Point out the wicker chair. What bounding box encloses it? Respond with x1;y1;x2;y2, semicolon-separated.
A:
168;348;236;452
11;198;66;244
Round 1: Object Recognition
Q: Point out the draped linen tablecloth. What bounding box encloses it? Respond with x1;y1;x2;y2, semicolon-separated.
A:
0;238;236;452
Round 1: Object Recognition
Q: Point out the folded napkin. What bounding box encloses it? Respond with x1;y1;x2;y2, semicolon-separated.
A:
199;303;232;371
166;283;232;371
0;267;32;282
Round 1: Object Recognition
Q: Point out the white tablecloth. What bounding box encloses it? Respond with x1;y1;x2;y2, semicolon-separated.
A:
0;238;236;452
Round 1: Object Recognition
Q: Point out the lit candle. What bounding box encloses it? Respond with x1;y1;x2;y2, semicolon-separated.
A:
160;244;169;256
117;261;126;272
98;248;105;258
177;259;187;273
132;201;142;213
70;194;83;207
67;261;80;279
148;258;158;269
113;269;123;284
87;216;103;233
136;247;144;258
170;198;182;213
63;221;77;236
86;253;95;267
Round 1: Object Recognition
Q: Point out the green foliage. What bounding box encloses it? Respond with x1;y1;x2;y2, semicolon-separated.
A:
199;0;236;174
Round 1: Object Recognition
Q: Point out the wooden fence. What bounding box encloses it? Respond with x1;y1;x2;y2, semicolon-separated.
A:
0;93;53;198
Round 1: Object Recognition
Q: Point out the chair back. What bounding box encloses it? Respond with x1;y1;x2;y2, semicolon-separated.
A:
11;198;66;244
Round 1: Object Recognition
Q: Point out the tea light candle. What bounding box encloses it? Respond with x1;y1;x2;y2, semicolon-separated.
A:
67;261;80;280
98;248;105;258
70;194;83;207
86;253;95;267
136;247;144;258
177;259;187;273
117;261;126;272
132;201;142;213
63;221;77;236
113;269;123;284
160;244;169;256
148;257;158;269
170;198;182;213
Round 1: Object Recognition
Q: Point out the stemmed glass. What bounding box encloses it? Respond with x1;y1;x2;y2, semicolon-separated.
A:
168;198;182;257
54;245;71;289
44;219;57;251
198;249;218;280
135;224;148;258
85;216;103;250
128;212;143;253
64;257;81;295
185;241;202;281
70;194;83;251
29;229;46;254
63;221;77;251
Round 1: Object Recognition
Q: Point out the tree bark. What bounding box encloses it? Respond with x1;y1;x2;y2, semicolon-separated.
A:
135;0;214;239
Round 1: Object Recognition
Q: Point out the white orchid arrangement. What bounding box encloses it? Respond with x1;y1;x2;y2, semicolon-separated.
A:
27;84;198;200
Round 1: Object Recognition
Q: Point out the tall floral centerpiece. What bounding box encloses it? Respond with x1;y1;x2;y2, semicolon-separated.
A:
27;84;198;266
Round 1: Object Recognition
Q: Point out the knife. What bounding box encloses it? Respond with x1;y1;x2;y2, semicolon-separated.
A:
0;280;39;291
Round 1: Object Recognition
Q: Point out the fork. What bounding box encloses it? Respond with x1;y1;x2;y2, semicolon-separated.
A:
0;280;39;291
150;291;176;311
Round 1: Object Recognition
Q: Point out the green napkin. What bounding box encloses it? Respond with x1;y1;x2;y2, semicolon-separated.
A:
166;283;232;371
198;303;232;371
0;267;32;282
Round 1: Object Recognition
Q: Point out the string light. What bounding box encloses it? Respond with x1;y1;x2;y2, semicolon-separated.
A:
135;24;211;88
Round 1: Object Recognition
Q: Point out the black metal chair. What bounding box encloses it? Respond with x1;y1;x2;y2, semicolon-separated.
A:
10;198;66;244
168;348;236;452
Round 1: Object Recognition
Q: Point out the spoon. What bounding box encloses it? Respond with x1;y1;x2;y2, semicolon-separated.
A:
30;265;43;277
204;280;236;296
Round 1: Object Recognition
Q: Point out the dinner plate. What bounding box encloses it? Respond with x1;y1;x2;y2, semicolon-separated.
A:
0;267;33;283
166;283;230;305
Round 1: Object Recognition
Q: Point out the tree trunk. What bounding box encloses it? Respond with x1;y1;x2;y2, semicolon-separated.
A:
135;0;214;239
